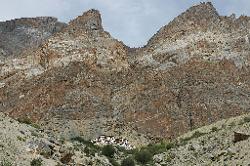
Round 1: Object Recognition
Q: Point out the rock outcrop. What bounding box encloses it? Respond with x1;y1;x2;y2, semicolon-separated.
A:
147;2;220;46
67;9;104;33
36;9;129;72
0;2;250;144
137;2;250;70
0;17;66;57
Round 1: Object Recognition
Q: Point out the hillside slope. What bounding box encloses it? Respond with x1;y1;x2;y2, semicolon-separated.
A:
0;112;113;165
154;113;250;165
1;112;250;165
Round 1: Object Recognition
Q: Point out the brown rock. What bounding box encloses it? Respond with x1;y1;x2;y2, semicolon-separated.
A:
233;132;250;143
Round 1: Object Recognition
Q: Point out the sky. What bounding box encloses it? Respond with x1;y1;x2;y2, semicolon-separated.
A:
1;0;250;47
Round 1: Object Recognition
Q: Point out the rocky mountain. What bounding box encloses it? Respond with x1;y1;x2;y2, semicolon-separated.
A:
36;9;129;71
0;1;250;151
0;17;66;58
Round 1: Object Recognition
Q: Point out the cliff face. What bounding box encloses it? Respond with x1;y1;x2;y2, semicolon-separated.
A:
0;17;66;57
125;2;250;139
36;9;129;72
67;9;104;33
147;2;220;46
147;2;250;47
0;2;250;143
139;2;250;70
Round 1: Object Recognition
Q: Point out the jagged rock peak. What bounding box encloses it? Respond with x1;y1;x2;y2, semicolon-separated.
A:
0;17;65;32
183;2;219;19
169;1;220;30
68;9;103;32
147;2;221;46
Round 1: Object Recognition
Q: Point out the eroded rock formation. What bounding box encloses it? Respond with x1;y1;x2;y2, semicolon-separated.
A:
0;2;250;143
0;17;66;58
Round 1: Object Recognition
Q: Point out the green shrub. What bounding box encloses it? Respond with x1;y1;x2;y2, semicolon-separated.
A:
71;137;92;145
17;136;26;142
30;158;42;166
60;153;73;164
211;127;218;132
121;157;135;166
192;131;206;138
1;159;12;166
30;123;41;129
108;158;120;166
84;146;99;156
17;117;40;129
244;117;250;123
17;117;32;125
180;131;206;145
144;141;175;155
229;122;235;127
134;149;152;164
71;137;97;149
72;137;100;156
84;146;91;155
118;147;137;155
102;145;116;158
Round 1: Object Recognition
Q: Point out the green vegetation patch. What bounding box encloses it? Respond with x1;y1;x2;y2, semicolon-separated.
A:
134;149;152;164
71;137;101;156
30;158;42;166
17;136;26;142
121;157;135;166
17;117;32;125
211;126;219;132
243;116;250;123
102;145;116;158
0;159;12;166
108;157;119;166
180;131;206;145
17;117;40;129
142;141;175;155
